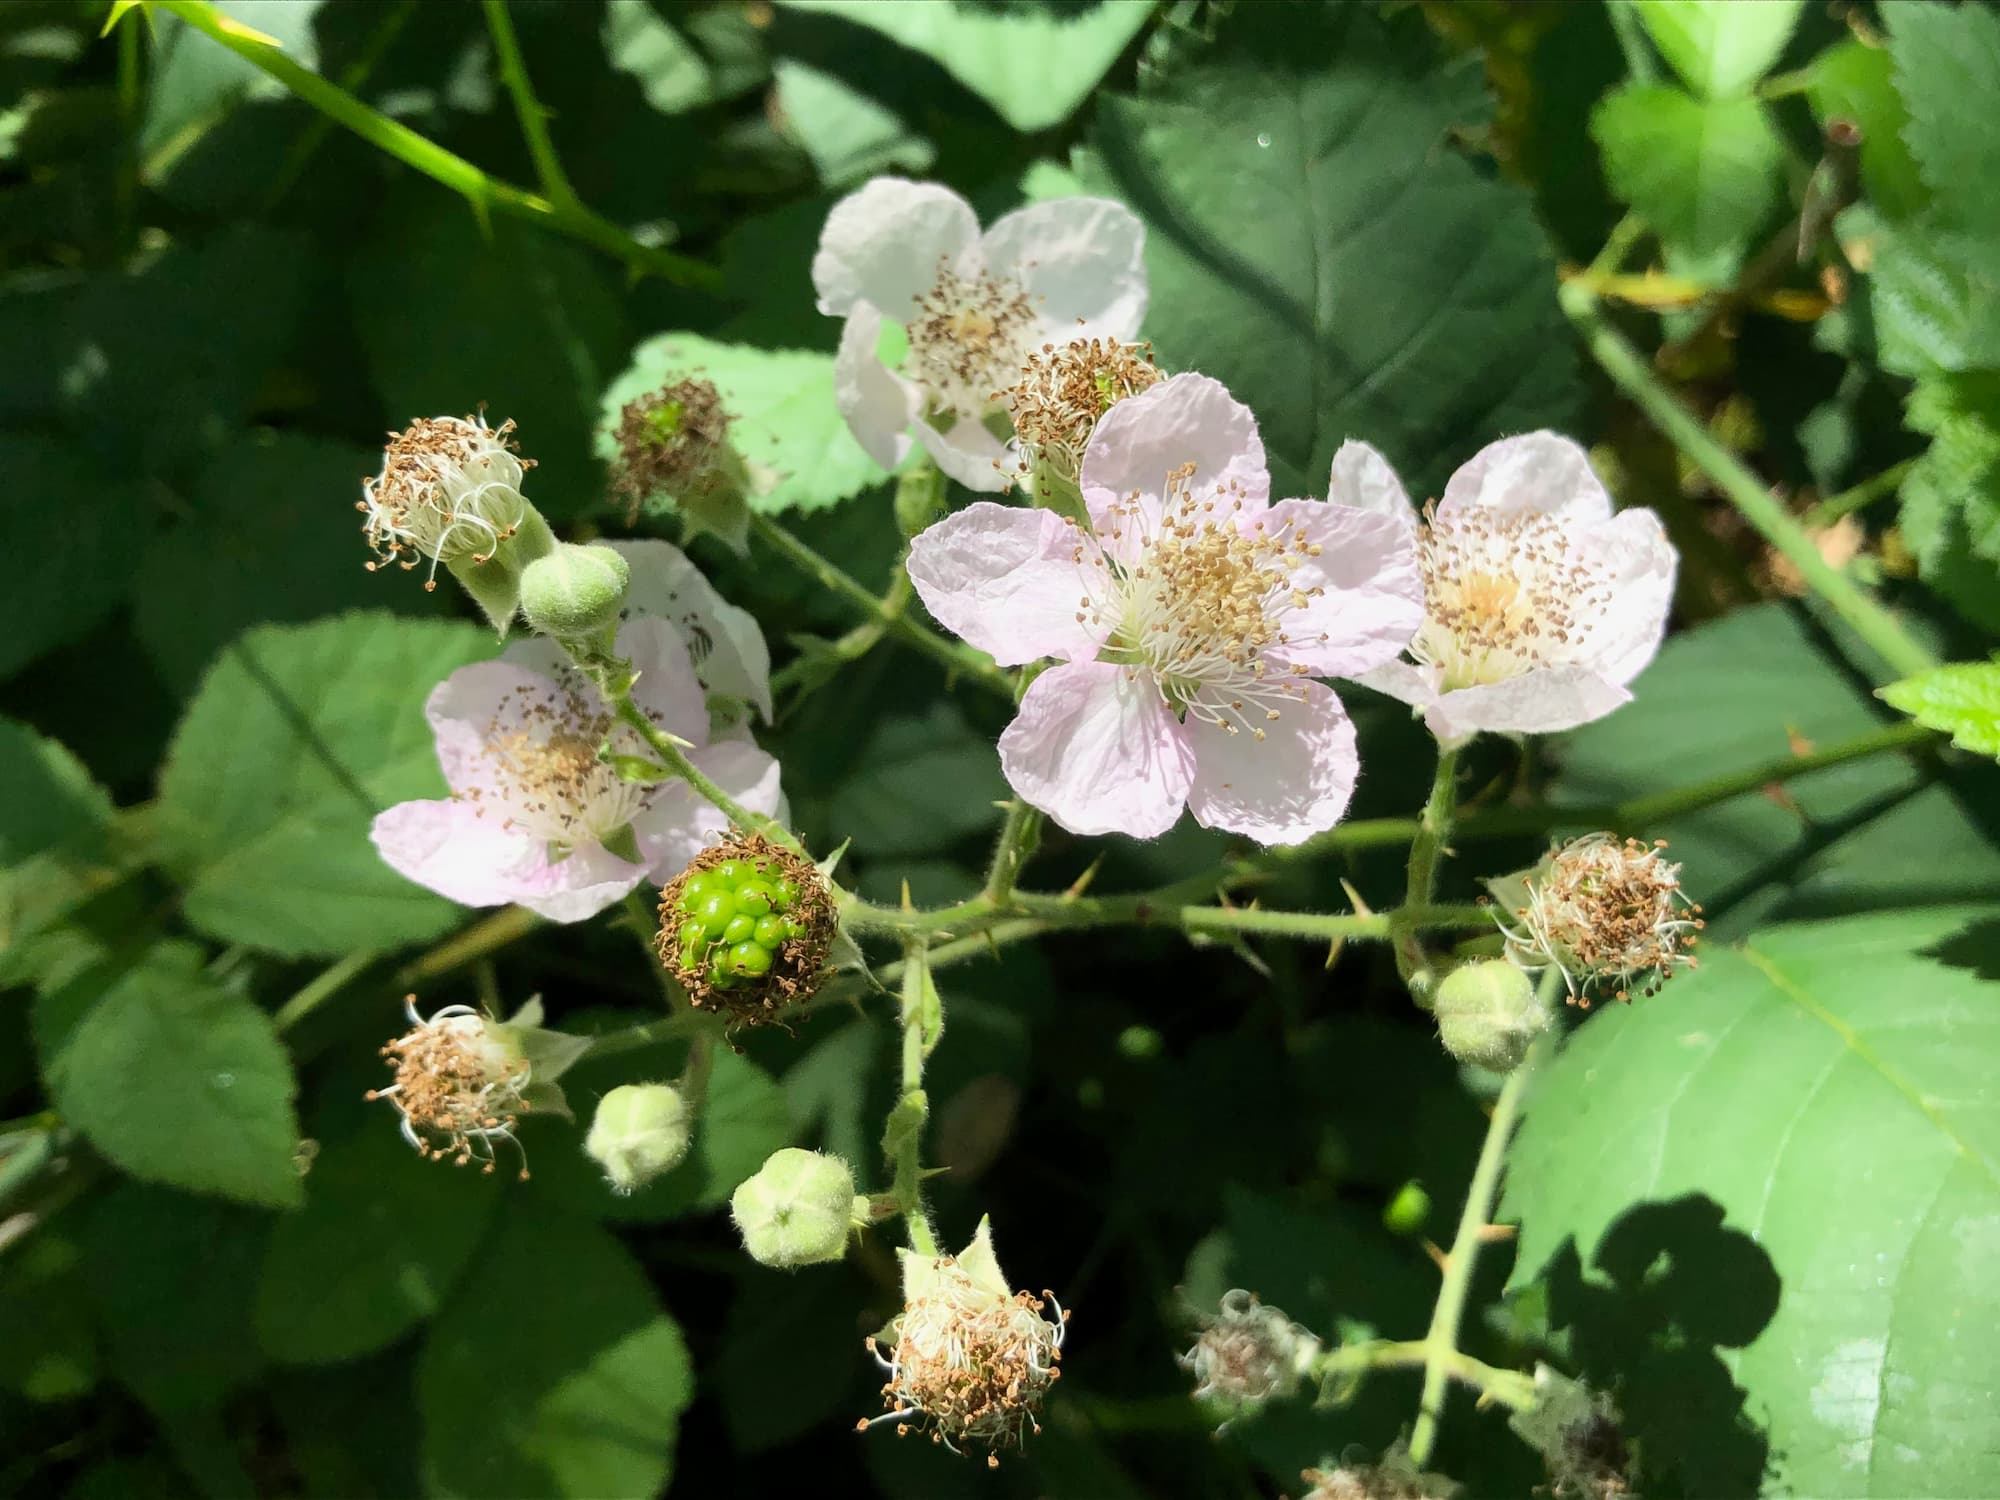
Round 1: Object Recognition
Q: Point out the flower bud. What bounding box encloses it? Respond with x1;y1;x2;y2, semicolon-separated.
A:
656;832;835;1028
730;1148;855;1268
1180;1289;1319;1421
519;542;630;646
611;377;752;554
1434;959;1548;1073
584;1083;691;1194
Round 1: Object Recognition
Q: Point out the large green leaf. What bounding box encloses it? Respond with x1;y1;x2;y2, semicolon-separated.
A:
155;612;495;956
1505;906;2000;1498
1888;0;2000;242
597;331;888;516
34;942;302;1208
774;0;1152;133
1083;2;1585;500
418;1215;694;1499
822;701;1009;858
1880;658;2000;758
1592;83;1783;274
1632;0;1803;99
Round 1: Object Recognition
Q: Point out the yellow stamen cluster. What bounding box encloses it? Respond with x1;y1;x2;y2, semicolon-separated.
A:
997;335;1160;485
1413;503;1609;690
365;999;531;1178
906;259;1039;420
465;680;654;846
863;1257;1068;1466
359;414;532;588
610;377;729;524
1502;834;1703;1006
1088;470;1327;737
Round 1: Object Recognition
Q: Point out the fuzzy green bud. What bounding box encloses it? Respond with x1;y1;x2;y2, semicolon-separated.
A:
729;1148;855;1268
519;542;630;645
1435;959;1548;1073
584;1083;691;1194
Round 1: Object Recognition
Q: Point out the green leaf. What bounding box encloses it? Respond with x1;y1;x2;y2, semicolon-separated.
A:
773;0;1152;133
1861;216;2000;380
0;713;113;868
711;1264;859;1451
1631;0;1803;98
141;0;322;164
602;0;766;116
773;56;934;187
155;612;496;956
35;942;303;1208
1505;906;2000;1498
1879;659;2000;758
0;1229;99;1402
1082;2;1585;500
254;1123;502;1366
1592;83;1784;272
822;701;1008;858
418;1216;694;1499
597;332;887;516
1888;0;2000;242
1806;40;1926;222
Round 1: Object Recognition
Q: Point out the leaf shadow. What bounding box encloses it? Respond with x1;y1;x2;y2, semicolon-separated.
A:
1543;1194;1779;1499
1922;914;2000;983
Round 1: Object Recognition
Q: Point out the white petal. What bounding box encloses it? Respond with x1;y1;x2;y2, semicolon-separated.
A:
617;614;712;746
1081;373;1270;566
1251;499;1424;678
1573;508;1677;687
835;303;919;471
371;800;645;923
1428;666;1631;743
812;178;980;320
980;196;1148;339
1356;659;1443;714
906;502;1110;665
424;661;552;800
636;738;785;881
1438;432;1612;526
997;661;1193;838
1327;439;1415;517
910;408;1013;493
610;539;774;723
1185;680;1358;846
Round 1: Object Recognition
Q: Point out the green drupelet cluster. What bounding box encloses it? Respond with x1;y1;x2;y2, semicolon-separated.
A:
672;857;810;988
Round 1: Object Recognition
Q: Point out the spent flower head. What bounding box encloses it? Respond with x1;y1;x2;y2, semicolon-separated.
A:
1330;434;1677;745
360;413;537;588
863;1220;1067;1466
365;996;532;1178
656;831;834;1028
813;177;1147;491
610;377;753;553
1179;1289;1320;1422
997;334;1161;497
906;373;1423;844
1499;834;1702;1005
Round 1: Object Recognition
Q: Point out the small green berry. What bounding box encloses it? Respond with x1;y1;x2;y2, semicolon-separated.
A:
770;877;798;910
731;941;774;977
736;879;777;916
694;890;736;928
722;913;757;946
680;871;716;908
753;915;789;948
711;859;750;884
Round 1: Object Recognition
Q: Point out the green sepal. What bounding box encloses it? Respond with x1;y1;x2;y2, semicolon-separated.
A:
599;823;643;865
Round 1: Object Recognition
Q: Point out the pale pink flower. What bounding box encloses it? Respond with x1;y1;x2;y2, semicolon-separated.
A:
372;545;782;923
812;177;1146;492
1332;435;1677;746
906;374;1423;844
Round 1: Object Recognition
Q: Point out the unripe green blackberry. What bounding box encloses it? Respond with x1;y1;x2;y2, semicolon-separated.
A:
656;832;833;1026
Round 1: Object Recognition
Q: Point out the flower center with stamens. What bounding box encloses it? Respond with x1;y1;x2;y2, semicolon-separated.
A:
905;261;1040;422
469;682;657;849
1412;506;1609;690
1088;468;1322;739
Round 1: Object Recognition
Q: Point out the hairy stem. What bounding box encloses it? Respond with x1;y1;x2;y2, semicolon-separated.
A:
980;797;1043;904
1806;458;1917;530
1312;1339;1536;1413
891;943;940;1256
1560;280;1935;679
1397;747;1462;1000
273;946;382;1034
609;694;801;854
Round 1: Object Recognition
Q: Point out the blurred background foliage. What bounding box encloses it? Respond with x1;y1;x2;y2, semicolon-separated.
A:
2;0;1999;1496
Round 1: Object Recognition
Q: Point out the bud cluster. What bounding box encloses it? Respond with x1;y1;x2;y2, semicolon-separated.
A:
1499;834;1703;1005
364;997;532;1179
655;832;834;1026
1179;1289;1320;1420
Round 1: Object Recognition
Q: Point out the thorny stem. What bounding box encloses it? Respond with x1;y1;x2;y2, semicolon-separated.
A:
749;514;1016;701
1310;1339;1536;1413
482;0;577;208
262;0;415;209
892;942;940;1256
980;798;1043;904
1407;995;1556;1468
1397;747;1462;1001
608;693;803;856
1560;279;1936;679
147;0;717;289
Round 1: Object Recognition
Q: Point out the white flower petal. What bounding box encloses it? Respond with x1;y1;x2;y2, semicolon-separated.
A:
1327;439;1415;517
611;539;774;723
1185;680;1358;845
997;661;1193;838
1438;432;1612;527
1081;373;1270;566
812;178;981;320
980;196;1148;339
906;502;1110;665
424;661;552;800
835;302;920;471
1251;498;1423;678
1428;666;1631;743
370;800;645;922
617;614;712;746
1572;508;1676;687
1356;659;1443;714
636;738;785;882
910;408;1013;493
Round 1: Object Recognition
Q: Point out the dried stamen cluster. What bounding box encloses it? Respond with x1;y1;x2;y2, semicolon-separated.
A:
611;377;730;523
863;1256;1068;1466
997;334;1159;484
1413;504;1610;690
365;998;531;1177
1090;468;1327;738
1179;1289;1318;1416
359;414;532;587
1501;834;1703;1005
906;259;1039;422
655;832;834;1026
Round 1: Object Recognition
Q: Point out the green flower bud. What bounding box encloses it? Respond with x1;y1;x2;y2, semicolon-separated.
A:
730;1148;855;1268
584;1083;691;1194
519;542;631;645
1434;960;1549;1073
